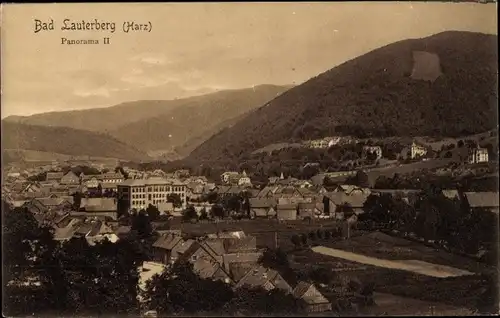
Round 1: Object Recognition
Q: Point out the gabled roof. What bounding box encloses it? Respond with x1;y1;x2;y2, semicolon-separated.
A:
202;239;226;258
153;234;183;250
34;197;71;208
46;172;64;181
464;192;499;209
324;192;369;208
442;189;460;199
223;236;257;253
277;203;297;211
234;265;280;290
293;281;330;305
80;197;116;212
249;198;276;208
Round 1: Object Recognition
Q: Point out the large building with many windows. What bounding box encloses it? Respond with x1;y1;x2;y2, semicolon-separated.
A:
117;177;187;212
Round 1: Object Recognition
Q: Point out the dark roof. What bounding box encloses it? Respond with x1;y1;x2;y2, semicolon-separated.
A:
464;192;499;209
249;198;276;208
223;236;257;253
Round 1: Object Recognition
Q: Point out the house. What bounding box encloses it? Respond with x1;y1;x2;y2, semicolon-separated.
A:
331;184;371;196
298;202;325;219
221;172;240;184
101;172;124;184
442;189;460;200
234;265;292;293
60;171;80;185
463;192;499;214
85;220;119;246
177;240;233;283
186;182;205;202
362;146;383;160
81;174;102;189
467;147;489;164
152;234;184;265
78;197;118;220
323;192;369;219
45;172;64;182
292;281;332;313
31;197;73;213
410;142;427;159
249;198;277;219
276;204;298;220
53;218;82;242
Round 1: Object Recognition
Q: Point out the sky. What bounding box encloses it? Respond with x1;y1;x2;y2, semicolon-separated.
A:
1;2;497;118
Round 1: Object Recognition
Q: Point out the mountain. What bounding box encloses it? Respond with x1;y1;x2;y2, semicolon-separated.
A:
109;85;291;156
2;100;189;133
188;31;498;163
2;121;147;161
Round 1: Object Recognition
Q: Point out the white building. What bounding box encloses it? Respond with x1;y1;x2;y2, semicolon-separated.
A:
410;142;427;159
117;177;187;212
468;147;489;164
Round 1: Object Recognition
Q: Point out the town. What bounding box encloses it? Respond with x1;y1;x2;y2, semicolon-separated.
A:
3;134;498;316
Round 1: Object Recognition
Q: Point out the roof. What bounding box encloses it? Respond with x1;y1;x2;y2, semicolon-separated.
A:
324;192;369;208
464;192;500;209
118;178;185;187
153;234;183;250
46;172;64;181
34;197;71;207
277;203;297;211
229;262;256;282
442;189;460;199
234;265;280;290
293;281;330;305
249;198;276;208
202;239;227;258
223;236;257;253
80;198;117;212
223;252;262;266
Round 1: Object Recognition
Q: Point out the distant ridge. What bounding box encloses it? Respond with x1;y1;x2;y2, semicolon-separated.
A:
2;121;147;161
188;31;498;162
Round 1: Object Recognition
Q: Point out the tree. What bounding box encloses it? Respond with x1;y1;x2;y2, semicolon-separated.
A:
199;208;209;220
2;204;59;316
300;233;308;246
131;210;153;239
211;204;225;219
291;234;302;249
167;193;182;209
308;231;317;241
146;204;160;221
316;229;324;240
206;191;219;204
182;205;198;222
143;261;233;315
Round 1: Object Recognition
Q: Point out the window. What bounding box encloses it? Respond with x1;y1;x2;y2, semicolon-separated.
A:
191;255;197;262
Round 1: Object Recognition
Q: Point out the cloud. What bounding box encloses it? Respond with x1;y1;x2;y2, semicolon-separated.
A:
130;53;170;65
73;87;111;98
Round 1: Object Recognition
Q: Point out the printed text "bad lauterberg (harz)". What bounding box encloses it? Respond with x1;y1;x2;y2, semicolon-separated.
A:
34;19;152;33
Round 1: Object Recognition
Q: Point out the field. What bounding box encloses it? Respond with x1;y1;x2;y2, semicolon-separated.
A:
169;218;342;250
311;246;473;278
351;292;473;316
288;231;491;311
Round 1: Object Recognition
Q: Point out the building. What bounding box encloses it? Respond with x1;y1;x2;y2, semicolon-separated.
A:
410;142;427;159
221;172;240;184
292;281;332;313
60;171;80;185
45;172;64;182
117;177;187;212
467;147;489;164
